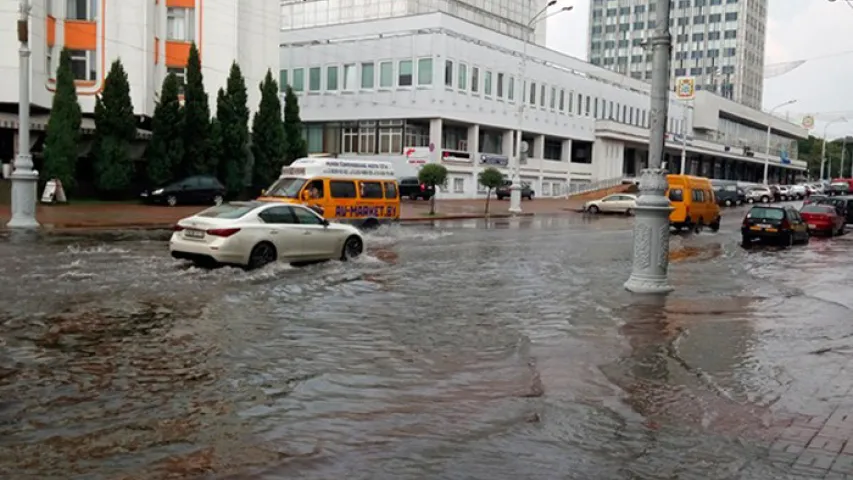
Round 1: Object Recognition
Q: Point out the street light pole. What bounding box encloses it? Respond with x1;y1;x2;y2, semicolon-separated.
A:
509;1;571;214
679;101;689;174
624;0;673;294
7;0;39;229
762;99;797;186
820;118;845;181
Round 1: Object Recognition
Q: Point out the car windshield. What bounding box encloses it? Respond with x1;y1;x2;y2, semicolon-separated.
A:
748;207;785;220
831;182;848;188
196;203;257;219
801;205;834;214
265;177;306;198
668;188;683;201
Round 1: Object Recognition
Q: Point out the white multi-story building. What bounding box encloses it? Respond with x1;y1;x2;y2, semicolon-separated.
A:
0;0;279;163
587;0;766;109
281;0;550;46
280;12;805;199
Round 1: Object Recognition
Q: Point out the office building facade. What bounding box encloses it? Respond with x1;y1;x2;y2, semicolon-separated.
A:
587;0;767;109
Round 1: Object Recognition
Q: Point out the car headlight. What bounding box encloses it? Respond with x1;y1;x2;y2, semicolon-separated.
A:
152;188;164;195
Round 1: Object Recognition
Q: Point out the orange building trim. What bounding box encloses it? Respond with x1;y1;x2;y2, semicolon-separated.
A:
165;41;191;68
46;0;107;95
64;20;98;50
46;16;56;47
166;0;195;7
154;36;160;64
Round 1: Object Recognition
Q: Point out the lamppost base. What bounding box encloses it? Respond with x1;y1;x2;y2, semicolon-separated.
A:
7;161;40;229
508;184;522;214
624;168;673;295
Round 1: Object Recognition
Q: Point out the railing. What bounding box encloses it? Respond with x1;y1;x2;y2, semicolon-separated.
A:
566;176;626;197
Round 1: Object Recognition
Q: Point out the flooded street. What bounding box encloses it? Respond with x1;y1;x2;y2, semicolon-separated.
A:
2;206;853;479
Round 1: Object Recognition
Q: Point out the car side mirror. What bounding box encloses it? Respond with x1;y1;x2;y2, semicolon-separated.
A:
260;189;266;196
322;219;330;227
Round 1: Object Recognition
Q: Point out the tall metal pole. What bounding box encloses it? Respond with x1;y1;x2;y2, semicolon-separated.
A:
841;140;847;179
624;0;673;294
762;99;797;186
821;136;828;181
7;0;39;228
679;103;688;174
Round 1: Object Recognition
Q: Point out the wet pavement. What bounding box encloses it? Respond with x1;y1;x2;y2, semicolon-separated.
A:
2;204;853;479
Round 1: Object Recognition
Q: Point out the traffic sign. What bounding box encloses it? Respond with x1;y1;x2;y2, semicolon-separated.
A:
675;76;695;100
801;115;815;130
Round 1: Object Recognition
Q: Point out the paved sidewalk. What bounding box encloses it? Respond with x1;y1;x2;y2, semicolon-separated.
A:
0;198;584;230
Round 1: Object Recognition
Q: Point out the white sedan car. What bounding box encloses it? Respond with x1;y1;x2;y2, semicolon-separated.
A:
584;193;638;215
170;201;365;269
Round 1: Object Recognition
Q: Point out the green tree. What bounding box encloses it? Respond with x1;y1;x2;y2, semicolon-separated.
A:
417;163;448;216
182;43;212;176
215;62;250;198
92;59;136;196
478;167;504;216
283;85;307;165
251;69;287;193
146;72;184;186
42;48;82;193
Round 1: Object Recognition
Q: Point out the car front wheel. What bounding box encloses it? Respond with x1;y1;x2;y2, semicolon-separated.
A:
341;235;364;261
587;205;600;214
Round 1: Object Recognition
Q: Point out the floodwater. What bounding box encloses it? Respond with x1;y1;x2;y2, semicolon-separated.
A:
1;206;852;479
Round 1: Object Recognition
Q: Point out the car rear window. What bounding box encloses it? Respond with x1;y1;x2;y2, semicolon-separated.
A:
748;207;785;220
197;204;256;219
668;189;684;202
801;205;834;214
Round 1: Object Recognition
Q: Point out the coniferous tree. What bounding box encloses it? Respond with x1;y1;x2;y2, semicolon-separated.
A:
92;59;136;196
283;85;308;165
146;72;184;186
251;69;286;192
216;62;249;197
182;43;212;176
43;49;82;192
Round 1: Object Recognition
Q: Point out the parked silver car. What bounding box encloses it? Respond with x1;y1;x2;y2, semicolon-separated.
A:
745;186;773;203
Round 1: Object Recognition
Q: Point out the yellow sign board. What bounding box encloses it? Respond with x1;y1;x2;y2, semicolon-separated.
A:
675;76;695;100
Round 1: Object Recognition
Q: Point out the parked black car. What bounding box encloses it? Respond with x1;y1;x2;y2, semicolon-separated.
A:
496;180;535;200
140;175;226;207
713;183;742;207
741;204;809;247
816;195;853;224
398;177;435;200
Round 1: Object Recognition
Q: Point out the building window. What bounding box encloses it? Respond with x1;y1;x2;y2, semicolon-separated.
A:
484;71;493;96
308;67;321;92
458;63;468;90
550;87;556;110
453;178;464;193
399;60;413;86
361;62;374;89
508;76;514;101
304;124;323;153
166;7;195;42
497;73;504;98
342;63;356;90
379;61;393;88
279;69;288;91
417;58;433;86
326;66;338;90
67;0;97;21
404;123;429;147
444;60;453;87
540;84;546;107
529;82;536;105
559;90;565;111
342;126;358;153
358;122;377;154
68;49;96;81
291;68;304;92
471;67;480;93
46;46;54;77
585;96;591;116
378;120;403;154
167;66;186;93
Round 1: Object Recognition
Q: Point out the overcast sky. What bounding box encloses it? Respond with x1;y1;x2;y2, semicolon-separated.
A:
546;0;853;139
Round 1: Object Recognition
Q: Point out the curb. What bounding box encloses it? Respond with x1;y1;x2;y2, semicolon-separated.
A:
18;212;540;233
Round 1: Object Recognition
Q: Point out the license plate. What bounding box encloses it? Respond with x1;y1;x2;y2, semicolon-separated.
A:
756;224;770;228
184;229;205;238
808;224;816;229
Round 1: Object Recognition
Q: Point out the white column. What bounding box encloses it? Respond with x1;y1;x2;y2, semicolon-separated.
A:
562;139;572;197
502;129;514;171
429;118;443;197
468;124;481;198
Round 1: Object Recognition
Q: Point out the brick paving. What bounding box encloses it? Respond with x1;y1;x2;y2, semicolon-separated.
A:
0;198;585;230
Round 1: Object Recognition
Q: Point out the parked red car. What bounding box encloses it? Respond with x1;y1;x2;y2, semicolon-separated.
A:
799;204;846;236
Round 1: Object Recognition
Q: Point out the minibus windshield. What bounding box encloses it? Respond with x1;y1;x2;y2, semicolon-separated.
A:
265;177;306;198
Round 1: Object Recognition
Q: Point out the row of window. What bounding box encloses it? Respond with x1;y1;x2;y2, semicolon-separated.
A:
308;179;398;200
47;1;194;43
591;0;737;13
281;59;682;132
47;0;98;20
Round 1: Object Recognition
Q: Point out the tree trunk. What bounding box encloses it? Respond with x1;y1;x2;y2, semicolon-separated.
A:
485;189;491;216
429;190;436;215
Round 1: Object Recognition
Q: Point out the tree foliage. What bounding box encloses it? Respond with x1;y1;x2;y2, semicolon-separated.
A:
251;69;287;192
146;72;184;186
92;59;136;196
798;135;845;179
215;62;250;197
418;163;448;215
182;43;212;176
478;167;504;216
283;85;308;165
42;48;82;192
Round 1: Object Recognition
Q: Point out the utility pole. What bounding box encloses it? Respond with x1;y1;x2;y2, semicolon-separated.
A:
624;0;673;294
7;0;39;228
